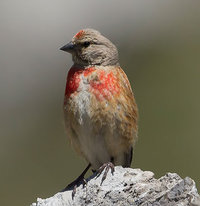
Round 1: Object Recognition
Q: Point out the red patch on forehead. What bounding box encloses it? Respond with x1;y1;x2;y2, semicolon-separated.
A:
74;30;84;39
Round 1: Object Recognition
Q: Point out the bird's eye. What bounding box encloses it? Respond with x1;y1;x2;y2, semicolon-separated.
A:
83;41;90;47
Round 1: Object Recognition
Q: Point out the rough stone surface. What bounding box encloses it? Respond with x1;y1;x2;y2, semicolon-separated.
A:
31;166;200;206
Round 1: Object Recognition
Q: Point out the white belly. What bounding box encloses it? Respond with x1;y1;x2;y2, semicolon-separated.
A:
77;121;111;170
65;89;111;170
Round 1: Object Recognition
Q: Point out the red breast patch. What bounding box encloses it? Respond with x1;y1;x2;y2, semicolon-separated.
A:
65;67;120;101
90;70;120;100
65;67;95;97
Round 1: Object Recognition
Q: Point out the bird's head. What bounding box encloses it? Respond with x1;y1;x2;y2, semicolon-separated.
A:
60;29;119;67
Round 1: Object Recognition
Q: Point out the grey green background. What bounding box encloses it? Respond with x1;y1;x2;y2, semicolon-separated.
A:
0;1;200;205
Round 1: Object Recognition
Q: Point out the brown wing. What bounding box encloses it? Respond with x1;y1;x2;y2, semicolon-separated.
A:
89;66;138;166
116;66;138;141
114;66;138;167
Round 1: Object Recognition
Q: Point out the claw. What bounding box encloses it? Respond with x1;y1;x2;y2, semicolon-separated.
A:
61;163;91;199
72;184;77;200
96;162;115;185
62;176;87;199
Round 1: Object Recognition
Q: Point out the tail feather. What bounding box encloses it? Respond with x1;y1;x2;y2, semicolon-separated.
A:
123;146;133;167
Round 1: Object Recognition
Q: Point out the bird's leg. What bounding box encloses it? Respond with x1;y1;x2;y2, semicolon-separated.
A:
96;162;115;185
61;163;91;199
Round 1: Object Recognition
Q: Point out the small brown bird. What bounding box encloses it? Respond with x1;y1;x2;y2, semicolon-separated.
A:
60;29;138;193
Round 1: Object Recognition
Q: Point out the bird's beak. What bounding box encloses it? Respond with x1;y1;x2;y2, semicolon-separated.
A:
60;41;75;53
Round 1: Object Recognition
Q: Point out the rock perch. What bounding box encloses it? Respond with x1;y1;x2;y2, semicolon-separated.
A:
31;166;200;206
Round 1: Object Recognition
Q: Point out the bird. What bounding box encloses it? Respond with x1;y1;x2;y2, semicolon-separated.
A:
60;29;138;196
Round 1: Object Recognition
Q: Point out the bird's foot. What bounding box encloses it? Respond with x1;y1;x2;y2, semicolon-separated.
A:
61;163;91;199
61;175;87;199
96;162;115;185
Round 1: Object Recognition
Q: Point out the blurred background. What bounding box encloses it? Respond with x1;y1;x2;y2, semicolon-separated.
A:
1;0;200;205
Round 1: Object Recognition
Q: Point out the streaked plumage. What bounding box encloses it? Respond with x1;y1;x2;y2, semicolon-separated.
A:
61;28;138;171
